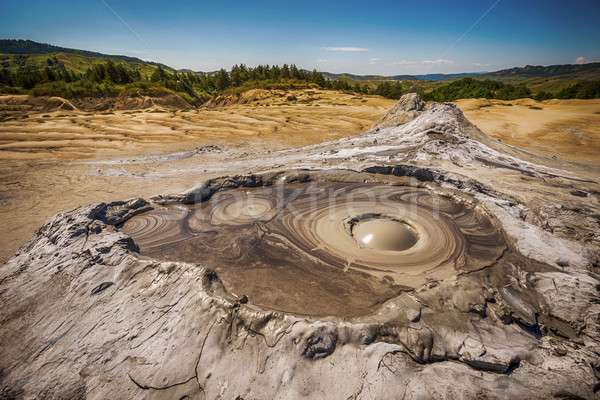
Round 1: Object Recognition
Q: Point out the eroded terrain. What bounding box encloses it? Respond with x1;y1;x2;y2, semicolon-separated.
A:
0;93;599;399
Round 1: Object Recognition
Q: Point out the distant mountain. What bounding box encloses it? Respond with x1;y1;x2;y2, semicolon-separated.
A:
322;71;487;82
412;72;487;81
471;63;600;83
0;39;173;71
177;68;218;75
321;64;599;83
321;72;397;81
386;74;420;81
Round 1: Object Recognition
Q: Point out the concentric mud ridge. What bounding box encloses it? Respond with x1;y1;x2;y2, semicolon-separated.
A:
122;173;506;317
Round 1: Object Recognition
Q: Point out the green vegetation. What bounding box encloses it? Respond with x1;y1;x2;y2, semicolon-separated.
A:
470;62;600;83
0;39;170;70
554;81;600;99
372;81;404;99
419;77;600;102
0;60;335;105
1;40;599;104
421;78;531;102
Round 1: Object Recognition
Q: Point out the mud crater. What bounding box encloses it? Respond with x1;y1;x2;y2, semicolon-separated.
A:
122;178;506;317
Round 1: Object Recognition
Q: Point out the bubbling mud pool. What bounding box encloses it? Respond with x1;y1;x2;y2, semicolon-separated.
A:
122;182;506;317
351;217;418;251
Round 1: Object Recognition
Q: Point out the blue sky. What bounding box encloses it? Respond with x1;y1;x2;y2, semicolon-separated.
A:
1;0;599;75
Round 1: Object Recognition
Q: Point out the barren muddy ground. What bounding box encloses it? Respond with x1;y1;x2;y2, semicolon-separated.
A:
0;91;598;266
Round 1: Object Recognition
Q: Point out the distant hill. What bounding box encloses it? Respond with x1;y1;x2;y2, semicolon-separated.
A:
321;65;599;83
0;39;173;71
471;63;600;83
321;72;399;81
385;74;420;81
412;72;487;81
322;72;487;82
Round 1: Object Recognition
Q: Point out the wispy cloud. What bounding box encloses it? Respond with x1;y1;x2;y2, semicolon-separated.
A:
128;49;143;55
369;57;381;65
317;59;328;63
471;62;492;67
574;56;599;64
422;59;455;65
390;60;417;66
321;46;369;52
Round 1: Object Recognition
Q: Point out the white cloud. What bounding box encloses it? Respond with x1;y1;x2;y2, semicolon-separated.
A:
369;58;381;65
471;62;492;67
128;49;143;55
573;56;599;64
321;47;369;52
422;59;455;65
390;60;417;65
317;59;328;63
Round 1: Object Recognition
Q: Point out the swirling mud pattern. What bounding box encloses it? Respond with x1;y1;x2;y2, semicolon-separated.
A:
122;183;506;317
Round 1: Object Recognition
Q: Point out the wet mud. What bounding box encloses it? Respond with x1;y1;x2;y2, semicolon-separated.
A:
122;182;506;317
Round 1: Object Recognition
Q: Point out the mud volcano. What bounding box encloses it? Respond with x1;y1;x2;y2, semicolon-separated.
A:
122;178;505;317
2;99;599;399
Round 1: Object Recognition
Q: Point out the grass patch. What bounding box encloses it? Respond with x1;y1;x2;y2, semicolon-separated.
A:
101;111;115;115
361;99;368;102
479;104;493;108
42;114;51;117
528;106;543;110
148;109;167;113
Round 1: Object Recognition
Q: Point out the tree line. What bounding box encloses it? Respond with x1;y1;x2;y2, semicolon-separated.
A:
1;60;599;103
0;60;411;103
421;78;531;102
420;77;600;102
0;61;336;103
534;81;600;101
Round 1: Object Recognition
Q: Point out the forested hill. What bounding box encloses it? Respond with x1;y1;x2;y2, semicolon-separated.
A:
0;39;172;70
472;63;600;83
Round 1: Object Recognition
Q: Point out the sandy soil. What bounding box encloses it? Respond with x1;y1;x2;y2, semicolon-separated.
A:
0;91;598;266
0;90;394;159
455;98;600;166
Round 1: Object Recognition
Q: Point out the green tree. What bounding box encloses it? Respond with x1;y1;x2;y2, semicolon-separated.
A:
215;68;230;90
311;69;326;87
